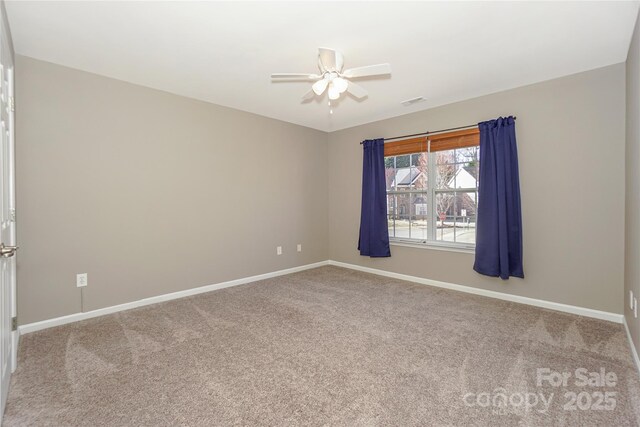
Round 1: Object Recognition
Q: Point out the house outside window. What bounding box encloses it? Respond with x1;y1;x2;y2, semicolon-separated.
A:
384;128;479;250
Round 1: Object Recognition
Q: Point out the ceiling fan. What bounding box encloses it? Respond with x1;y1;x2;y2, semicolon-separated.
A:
271;48;391;102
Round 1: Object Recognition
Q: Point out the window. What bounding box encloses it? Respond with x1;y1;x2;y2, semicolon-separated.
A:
384;128;479;250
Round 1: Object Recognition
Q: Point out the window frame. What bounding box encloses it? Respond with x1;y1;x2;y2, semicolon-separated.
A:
385;133;479;252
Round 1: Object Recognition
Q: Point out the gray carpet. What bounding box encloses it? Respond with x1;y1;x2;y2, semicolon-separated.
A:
4;266;640;426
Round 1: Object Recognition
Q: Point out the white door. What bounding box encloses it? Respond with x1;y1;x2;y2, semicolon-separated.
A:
0;13;16;418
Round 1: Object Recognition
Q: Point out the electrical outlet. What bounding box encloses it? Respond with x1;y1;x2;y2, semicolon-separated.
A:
631;290;635;310
297;244;302;252
276;246;282;255
76;273;88;288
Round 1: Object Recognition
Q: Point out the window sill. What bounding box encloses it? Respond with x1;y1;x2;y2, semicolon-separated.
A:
389;239;475;254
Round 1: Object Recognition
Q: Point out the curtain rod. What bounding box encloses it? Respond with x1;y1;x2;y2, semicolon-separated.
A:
360;117;517;144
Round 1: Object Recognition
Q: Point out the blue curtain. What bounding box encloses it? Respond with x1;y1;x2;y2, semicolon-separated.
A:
473;117;524;279
358;138;391;257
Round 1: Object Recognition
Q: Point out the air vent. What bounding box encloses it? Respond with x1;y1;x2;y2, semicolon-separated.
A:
401;96;426;106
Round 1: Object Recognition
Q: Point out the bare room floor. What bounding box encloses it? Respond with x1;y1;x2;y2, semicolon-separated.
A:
4;266;640;426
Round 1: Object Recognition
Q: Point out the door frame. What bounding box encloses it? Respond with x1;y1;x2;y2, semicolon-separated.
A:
0;2;16;423
8;63;15;375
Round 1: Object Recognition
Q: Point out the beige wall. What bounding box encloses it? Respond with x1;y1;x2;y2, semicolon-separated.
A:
626;11;640;355
15;55;329;325
1;1;14;61
328;64;626;314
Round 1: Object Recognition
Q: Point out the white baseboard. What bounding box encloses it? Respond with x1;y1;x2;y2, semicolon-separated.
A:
327;260;624;324
624;317;640;376
18;259;625;337
18;261;329;335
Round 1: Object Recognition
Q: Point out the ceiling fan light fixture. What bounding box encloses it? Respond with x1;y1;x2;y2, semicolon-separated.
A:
328;83;341;100
312;78;329;96
332;77;348;94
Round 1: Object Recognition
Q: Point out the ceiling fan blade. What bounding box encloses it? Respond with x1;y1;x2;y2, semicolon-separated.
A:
346;81;368;99
312;78;329;96
335;50;344;72
318;48;343;72
301;89;315;101
271;73;321;80
342;63;392;78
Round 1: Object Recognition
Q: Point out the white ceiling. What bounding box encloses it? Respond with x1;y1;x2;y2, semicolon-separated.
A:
5;1;640;132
